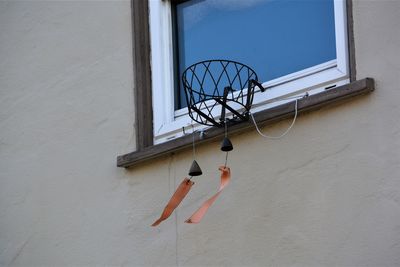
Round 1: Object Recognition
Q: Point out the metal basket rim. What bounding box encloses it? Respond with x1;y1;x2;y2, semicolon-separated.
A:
181;59;258;99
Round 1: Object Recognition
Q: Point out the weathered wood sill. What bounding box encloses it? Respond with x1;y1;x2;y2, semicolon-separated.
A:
117;78;374;168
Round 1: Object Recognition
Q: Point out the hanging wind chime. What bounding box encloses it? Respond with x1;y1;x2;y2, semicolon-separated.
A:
152;59;303;226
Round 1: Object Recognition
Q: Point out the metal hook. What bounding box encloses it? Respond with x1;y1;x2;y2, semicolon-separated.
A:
251;79;266;92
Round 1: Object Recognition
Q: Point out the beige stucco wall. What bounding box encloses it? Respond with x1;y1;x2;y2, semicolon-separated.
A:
1;0;400;266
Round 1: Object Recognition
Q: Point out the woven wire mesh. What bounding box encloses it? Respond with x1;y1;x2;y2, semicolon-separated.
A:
182;60;259;127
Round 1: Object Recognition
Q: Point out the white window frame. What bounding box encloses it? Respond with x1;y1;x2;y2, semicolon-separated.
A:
149;0;349;144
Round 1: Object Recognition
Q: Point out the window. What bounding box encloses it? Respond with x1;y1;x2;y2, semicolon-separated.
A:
149;0;349;144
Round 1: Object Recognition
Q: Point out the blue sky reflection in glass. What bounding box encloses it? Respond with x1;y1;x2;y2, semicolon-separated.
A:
176;0;336;109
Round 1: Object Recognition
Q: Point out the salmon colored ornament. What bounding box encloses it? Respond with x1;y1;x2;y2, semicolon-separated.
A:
151;178;194;226
185;166;231;224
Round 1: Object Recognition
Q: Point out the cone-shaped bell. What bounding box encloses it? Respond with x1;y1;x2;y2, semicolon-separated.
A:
221;137;233;151
188;160;202;176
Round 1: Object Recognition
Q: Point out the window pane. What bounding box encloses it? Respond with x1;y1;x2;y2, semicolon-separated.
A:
175;0;336;109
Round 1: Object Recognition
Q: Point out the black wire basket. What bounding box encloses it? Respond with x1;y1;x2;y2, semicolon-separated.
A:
182;59;264;127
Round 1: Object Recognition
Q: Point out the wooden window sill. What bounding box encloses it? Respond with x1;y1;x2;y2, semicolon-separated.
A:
117;78;374;168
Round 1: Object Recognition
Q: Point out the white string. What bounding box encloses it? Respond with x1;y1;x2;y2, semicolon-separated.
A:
224;118;229;167
191;123;195;160
249;98;299;140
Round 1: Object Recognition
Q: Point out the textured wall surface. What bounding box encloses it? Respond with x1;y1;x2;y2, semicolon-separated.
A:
1;0;400;266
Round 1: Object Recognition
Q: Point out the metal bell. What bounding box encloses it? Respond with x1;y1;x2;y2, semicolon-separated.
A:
220;137;233;151
188;160;202;176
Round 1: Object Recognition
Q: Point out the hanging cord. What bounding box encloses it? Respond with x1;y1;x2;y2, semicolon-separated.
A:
224;152;229;167
224;119;229;167
188;123;196;181
191;124;196;160
249;93;306;139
